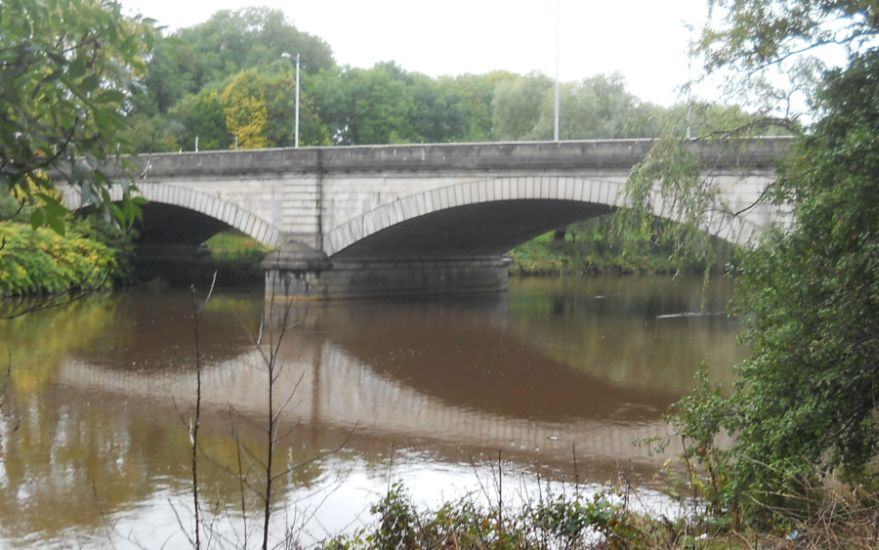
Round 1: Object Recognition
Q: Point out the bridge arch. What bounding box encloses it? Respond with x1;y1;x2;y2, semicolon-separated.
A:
326;176;762;259
64;182;283;247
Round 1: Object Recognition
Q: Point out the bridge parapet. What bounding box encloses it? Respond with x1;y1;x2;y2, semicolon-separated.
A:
104;137;793;178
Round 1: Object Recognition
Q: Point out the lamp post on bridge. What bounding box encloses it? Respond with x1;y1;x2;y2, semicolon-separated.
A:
281;52;300;148
554;0;560;142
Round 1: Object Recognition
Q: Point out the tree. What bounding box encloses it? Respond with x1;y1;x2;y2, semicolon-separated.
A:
172;89;230;151
171;8;334;96
408;73;468;143
700;0;877;76
455;71;512;141
311;63;416;145
143;37;198;116
263;69;331;147
699;0;878;119
532;74;661;140
722;47;879;518
661;0;879;525
490;73;552;140
0;0;155;232
221;70;269;149
129;7;335;152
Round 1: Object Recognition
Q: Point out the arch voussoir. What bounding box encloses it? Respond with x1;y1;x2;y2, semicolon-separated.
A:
66;182;283;247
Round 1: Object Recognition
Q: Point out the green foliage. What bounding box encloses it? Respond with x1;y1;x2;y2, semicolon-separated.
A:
533;74;662;140
453;72;503;141
0;0;155;231
0;221;122;296
171;89;230;151
646;0;879;530
263;70;331;147
128;7;335;150
408;74;469;143
721;49;879;519
141;37;197;116
0;192;30;221
700;1;876;75
366;482;420;549
204;230;268;263
312;63;417;145
490;72;552;140
221;70;270;149
615;136;722;275
664;367;733;521
123;7;792;151
75;215;137;284
321;481;652;550
117;112;180;154
510;215;734;276
145;8;334;114
530;493;643;547
699;1;876;118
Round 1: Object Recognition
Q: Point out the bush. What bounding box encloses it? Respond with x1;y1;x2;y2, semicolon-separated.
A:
0;222;122;296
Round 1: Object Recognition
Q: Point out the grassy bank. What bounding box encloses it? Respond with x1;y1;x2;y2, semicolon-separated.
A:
203;230;269;263
509;216;734;276
509;231;677;275
190;230;270;285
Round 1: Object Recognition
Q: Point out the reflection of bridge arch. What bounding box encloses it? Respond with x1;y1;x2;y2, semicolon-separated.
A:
326;176;762;259
56;343;675;468
63;182;282;246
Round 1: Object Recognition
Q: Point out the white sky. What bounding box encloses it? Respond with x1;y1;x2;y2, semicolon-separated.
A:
122;0;710;107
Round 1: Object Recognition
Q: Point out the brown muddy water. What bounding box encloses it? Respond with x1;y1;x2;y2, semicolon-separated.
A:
0;276;744;548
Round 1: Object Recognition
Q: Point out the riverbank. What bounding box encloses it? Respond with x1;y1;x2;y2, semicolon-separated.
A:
509;233;678;275
0;224;270;298
317;481;689;549
315;479;875;549
508;218;736;277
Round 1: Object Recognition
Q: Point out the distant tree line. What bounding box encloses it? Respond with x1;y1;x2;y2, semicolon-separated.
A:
122;7;765;153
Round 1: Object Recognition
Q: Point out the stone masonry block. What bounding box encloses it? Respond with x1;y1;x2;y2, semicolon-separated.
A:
454;184;464;206
493;179;503;202
462;183;473;205
244;214;257;237
394;200;406;224
548;177;559;200
477;179;488;203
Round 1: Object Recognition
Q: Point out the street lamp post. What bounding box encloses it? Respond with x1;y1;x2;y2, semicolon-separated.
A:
281;52;300;148
554;0;560;142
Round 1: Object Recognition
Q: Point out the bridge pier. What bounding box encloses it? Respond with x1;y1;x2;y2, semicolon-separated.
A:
264;242;510;300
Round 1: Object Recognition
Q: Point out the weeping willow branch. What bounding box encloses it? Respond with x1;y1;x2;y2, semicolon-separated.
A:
614;135;722;275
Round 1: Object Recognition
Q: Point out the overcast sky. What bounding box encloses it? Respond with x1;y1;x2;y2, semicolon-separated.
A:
122;0;710;107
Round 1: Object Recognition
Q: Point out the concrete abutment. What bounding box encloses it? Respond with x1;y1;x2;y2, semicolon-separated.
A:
264;250;510;300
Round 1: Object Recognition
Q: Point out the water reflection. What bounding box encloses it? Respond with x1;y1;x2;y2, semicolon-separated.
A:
0;277;744;547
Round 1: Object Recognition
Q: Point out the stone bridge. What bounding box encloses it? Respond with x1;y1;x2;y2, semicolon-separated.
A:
62;138;792;298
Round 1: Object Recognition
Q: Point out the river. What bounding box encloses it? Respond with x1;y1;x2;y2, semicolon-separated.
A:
0;276;744;548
